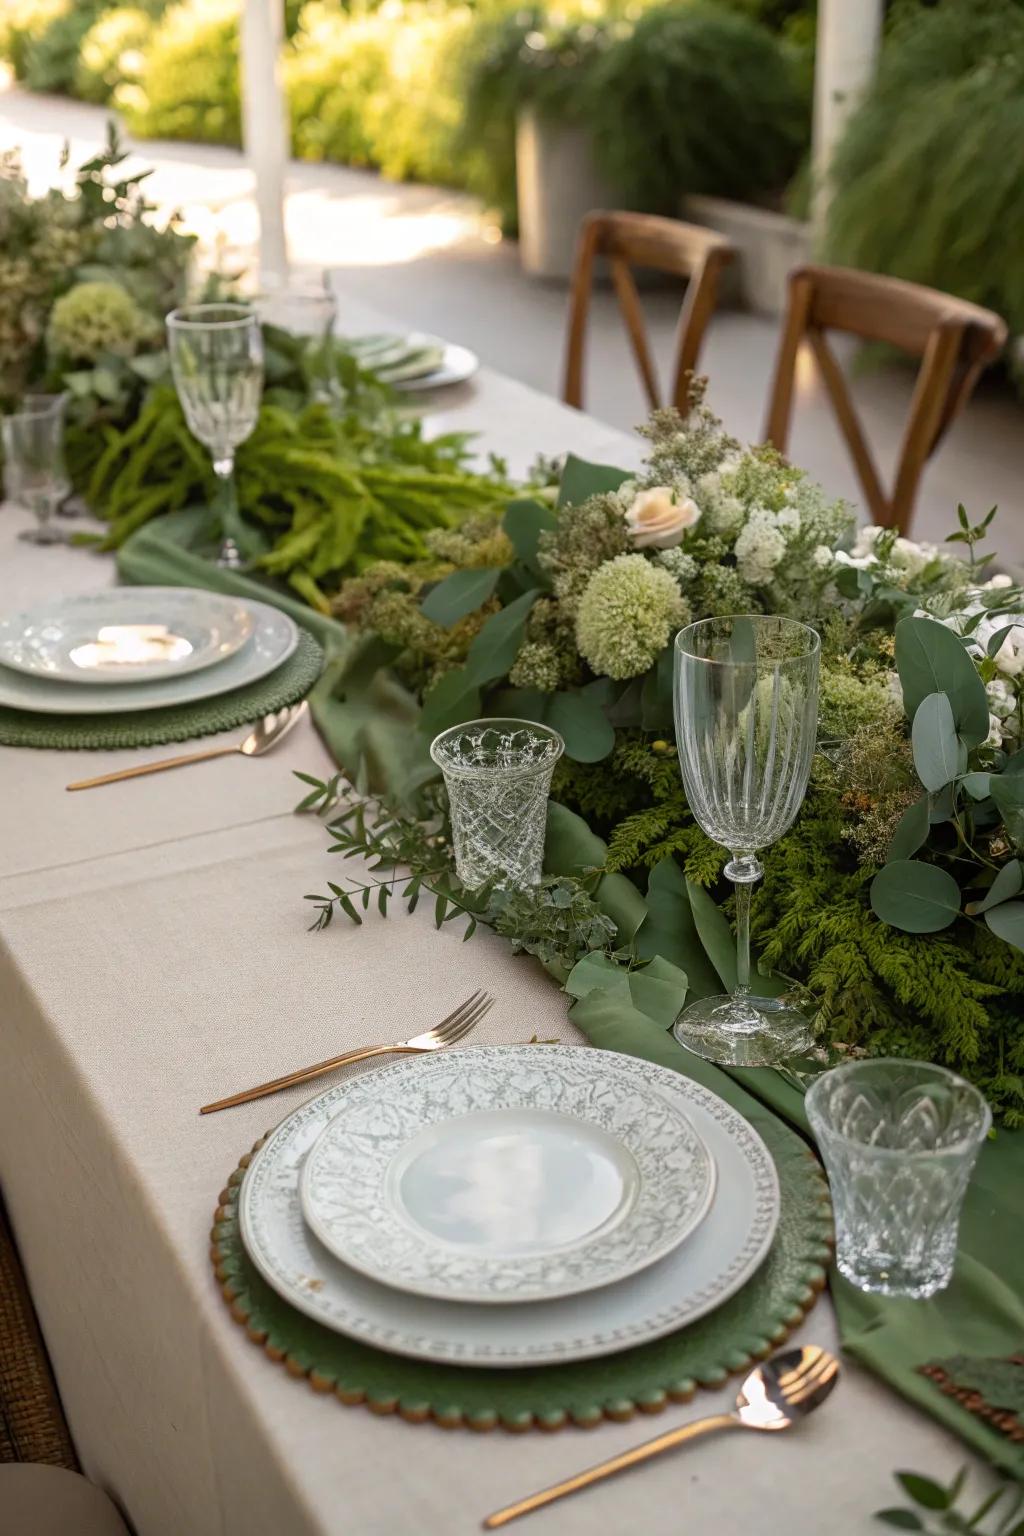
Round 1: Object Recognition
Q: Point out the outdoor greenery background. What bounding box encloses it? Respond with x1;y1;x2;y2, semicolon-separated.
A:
0;0;1017;336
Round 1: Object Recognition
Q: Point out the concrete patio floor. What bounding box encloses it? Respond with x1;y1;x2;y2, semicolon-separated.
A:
3;77;1022;565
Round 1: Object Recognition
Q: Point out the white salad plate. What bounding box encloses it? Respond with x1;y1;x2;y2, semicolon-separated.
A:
0;587;255;684
350;332;479;392
240;1045;780;1368
299;1049;716;1304
393;342;479;393
0;599;298;715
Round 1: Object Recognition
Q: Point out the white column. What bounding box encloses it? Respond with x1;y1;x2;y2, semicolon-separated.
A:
240;0;289;282
812;0;883;227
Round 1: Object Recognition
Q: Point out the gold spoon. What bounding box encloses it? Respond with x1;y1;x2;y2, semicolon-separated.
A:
483;1345;840;1529
66;701;308;791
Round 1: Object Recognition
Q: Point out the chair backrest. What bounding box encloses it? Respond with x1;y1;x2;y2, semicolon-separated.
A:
763;264;1007;534
562;211;735;416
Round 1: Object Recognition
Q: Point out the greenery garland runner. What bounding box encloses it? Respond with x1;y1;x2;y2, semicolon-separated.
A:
1;132;514;609
298;391;1024;1125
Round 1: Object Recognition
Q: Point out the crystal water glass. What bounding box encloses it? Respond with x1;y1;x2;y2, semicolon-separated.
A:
806;1059;991;1299
252;272;341;408
166;303;264;568
430;718;564;889
2;393;71;545
673;614;820;1066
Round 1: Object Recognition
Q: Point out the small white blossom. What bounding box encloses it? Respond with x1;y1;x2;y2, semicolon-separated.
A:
812;544;834;569
987;678;1016;719
775;506;801;535
734;508;787;586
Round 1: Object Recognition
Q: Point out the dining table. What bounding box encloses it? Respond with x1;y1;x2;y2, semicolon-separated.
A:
0;298;992;1536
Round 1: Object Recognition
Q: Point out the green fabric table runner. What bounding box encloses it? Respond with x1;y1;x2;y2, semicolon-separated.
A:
118;512;1024;1480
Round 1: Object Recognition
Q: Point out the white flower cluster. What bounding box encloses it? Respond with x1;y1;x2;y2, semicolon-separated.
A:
835;524;944;581
733;505;790;585
915;574;1024;748
695;465;746;536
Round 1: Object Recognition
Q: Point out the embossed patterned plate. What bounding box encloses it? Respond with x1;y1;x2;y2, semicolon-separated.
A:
0;588;254;683
299;1050;716;1304
239;1045;781;1366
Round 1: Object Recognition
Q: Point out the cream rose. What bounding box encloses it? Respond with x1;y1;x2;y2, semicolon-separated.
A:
624;486;701;549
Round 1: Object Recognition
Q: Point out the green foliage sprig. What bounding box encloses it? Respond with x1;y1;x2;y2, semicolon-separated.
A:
295;772;621;976
877;1466;1024;1534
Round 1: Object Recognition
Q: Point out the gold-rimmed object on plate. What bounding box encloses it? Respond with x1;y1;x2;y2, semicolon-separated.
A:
199;989;494;1115
65;701;308;791
483;1346;840;1528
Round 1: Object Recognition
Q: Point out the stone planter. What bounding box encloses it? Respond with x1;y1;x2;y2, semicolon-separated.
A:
515;109;619;281
684;194;812;316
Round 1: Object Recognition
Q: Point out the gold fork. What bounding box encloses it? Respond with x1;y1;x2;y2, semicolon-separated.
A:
199;989;493;1115
66;701;308;792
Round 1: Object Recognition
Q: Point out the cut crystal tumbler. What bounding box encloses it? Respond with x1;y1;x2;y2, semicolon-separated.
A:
430;719;564;889
805;1059;991;1299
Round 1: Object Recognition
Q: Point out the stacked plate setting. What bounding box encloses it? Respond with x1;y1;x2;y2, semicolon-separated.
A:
240;1043;782;1367
0;588;300;715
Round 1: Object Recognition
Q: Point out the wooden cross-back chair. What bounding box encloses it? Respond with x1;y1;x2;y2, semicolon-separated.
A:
562;211;735;416
764;264;1007;535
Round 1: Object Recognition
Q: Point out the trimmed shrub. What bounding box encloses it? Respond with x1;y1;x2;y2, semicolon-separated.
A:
76;6;156;105
116;0;241;145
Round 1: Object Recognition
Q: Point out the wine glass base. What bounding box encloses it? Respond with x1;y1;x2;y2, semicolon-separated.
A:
18;526;63;545
672;994;813;1068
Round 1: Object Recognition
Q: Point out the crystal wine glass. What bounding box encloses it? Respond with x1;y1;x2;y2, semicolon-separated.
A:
673;614;820;1066
166;303;264;569
2;393;71;544
252;271;341;409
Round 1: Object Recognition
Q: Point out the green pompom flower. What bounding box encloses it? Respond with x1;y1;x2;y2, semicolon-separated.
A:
47;279;149;363
575;553;687;680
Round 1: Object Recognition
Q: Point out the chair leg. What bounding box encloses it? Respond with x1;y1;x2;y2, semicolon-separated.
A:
763;271;814;453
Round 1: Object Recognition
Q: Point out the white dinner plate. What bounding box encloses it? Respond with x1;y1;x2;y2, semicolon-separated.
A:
240;1045;780;1368
0;599;298;715
0;587;255;684
393;342;478;393
299;1050;716;1304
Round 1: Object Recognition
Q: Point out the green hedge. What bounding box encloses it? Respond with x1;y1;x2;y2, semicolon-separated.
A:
2;0;812;221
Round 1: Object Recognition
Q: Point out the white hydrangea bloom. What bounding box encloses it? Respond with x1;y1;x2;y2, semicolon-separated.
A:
775;506;801;535
852;525;886;557
812;544;834;568
891;536;939;577
734;508;787;586
655;547;699;585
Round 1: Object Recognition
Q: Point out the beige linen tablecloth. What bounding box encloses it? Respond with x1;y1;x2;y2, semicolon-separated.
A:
0;326;985;1535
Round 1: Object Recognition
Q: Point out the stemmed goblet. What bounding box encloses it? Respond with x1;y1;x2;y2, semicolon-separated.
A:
672;614;820;1066
252;271;342;409
166;303;264;569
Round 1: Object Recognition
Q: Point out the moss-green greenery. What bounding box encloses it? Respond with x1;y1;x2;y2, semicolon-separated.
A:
116;0;242;145
826;0;1024;345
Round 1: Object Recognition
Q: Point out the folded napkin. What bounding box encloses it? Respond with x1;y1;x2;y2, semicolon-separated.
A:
118;510;1024;1480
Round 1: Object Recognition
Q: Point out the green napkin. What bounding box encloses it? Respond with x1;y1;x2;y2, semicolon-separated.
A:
117;514;1024;1478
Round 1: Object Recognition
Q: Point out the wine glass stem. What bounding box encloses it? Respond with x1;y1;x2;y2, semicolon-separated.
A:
726;853;762;999
212;456;241;560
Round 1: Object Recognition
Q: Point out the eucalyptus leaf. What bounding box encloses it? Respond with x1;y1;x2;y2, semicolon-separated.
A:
894;616;990;746
870;860;961;933
418;667;481;737
986;623;1019;658
546;689;615;763
961;772;992;801
966;859;1023;915
912;691;965;791
991;774;1024;818
502;497;557;572
420;566;500;627
886;796;930;862
985;900;1024;952
462;588;540;685
557;454;632;508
